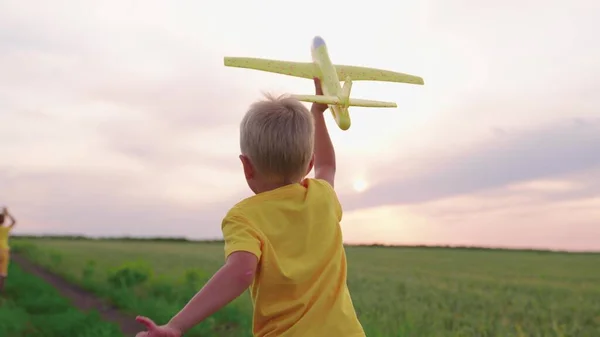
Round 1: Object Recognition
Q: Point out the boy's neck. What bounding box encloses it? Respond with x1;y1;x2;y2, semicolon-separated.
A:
253;178;303;194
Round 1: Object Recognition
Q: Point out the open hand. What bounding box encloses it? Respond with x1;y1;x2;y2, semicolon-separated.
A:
311;77;328;114
135;316;182;337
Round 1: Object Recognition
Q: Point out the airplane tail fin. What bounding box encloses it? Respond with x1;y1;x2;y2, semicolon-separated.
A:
291;95;397;108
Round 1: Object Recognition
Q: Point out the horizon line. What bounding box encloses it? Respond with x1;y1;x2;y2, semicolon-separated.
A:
12;234;600;254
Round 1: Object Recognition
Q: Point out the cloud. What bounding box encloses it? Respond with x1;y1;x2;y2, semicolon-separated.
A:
0;1;257;238
0;168;245;238
342;189;600;251
4;118;598;243
94;106;242;172
1;0;599;251
341;118;600;211
86;73;255;131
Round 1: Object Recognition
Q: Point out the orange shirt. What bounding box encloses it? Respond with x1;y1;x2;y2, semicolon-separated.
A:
222;178;365;337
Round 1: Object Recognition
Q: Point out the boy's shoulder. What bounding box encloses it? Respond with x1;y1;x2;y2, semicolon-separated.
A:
307;178;342;220
224;178;340;218
305;177;336;192
221;194;268;225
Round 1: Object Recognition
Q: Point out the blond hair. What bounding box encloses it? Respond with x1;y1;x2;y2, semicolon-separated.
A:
240;94;315;182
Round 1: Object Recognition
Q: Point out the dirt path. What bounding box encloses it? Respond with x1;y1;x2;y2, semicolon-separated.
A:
12;253;143;336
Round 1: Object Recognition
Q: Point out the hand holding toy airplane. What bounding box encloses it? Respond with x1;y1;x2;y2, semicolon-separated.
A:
224;36;424;131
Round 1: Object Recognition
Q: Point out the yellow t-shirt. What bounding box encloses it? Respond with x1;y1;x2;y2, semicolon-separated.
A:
0;226;11;250
222;178;365;337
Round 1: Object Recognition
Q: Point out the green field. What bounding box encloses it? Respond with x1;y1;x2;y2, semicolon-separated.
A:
0;261;123;337
11;237;600;337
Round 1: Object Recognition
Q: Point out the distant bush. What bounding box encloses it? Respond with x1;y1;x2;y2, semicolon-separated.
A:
82;259;97;282
107;260;153;288
11;240;38;254
49;251;63;268
182;268;210;287
148;275;177;300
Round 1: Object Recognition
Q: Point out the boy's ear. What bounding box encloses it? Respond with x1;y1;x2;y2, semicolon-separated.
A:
306;154;315;175
239;155;254;179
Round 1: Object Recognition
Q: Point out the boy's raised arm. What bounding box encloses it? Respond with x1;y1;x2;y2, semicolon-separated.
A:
3;208;16;229
311;78;336;188
7;211;16;229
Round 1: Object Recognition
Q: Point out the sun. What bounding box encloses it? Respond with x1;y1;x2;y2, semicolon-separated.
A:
352;178;369;193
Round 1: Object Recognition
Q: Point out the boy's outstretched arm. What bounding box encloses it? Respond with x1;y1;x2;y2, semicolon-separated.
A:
135;251;258;336
311;78;336;187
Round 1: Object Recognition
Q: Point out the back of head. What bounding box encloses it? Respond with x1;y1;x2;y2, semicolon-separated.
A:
240;94;315;182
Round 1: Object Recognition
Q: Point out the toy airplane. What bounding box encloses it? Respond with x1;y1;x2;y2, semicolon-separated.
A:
224;36;424;130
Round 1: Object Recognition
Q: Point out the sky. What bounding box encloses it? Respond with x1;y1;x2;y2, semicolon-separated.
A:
1;0;599;251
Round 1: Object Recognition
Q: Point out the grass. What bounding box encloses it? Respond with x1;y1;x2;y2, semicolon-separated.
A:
0;261;123;337
12;237;600;337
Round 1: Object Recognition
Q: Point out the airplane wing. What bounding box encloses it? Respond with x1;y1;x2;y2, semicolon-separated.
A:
291;95;341;105
224;57;319;79
291;95;397;108
347;98;397;108
334;65;424;85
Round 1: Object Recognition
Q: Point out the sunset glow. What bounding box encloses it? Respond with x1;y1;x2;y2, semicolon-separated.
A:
352;179;369;193
1;0;599;251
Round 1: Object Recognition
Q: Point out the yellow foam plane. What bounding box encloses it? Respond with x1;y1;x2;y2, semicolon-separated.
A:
224;36;424;130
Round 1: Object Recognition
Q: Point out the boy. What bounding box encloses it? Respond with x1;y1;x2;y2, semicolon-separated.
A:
0;207;17;292
135;79;365;337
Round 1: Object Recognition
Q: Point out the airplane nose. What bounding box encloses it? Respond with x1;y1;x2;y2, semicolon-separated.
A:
312;36;326;49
